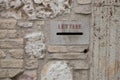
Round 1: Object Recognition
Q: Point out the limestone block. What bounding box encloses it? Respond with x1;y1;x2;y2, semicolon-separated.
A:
8;69;24;78
48;45;89;53
7;30;17;38
0;69;8;78
47;46;68;52
25;59;38;69
74;5;91;14
41;61;73;80
0;19;16;29
48;53;87;60
77;0;91;4
74;70;89;80
17;21;33;28
0;49;6;58
0;39;24;49
25;32;46;59
9;49;24;59
0;30;7;39
69;60;89;69
23;70;37;80
1;78;12;80
1;59;23;68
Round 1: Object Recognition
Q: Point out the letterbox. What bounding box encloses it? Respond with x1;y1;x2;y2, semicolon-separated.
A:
50;20;90;45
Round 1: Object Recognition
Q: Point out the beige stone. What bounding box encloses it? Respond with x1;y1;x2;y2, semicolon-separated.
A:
0;30;7;38
48;53;87;60
74;70;89;80
7;30;17;38
8;69;24;78
0;49;6;58
69;60;89;69
0;39;24;49
74;5;91;14
0;69;8;78
0;19;16;29
9;49;24;59
23;70;37;80
17;20;33;28
25;59;38;69
48;45;89;53
47;46;68;52
77;0;91;4
1;59;23;68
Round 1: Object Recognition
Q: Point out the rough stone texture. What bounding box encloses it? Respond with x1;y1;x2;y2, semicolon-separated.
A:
74;70;89;80
1;59;23;68
7;30;17;38
0;30;7;39
25;32;46;59
0;49;6;58
69;60;89;69
0;69;8;78
0;0;71;19
48;53;87;60
17;20;33;28
8;69;24;78
77;0;91;4
9;49;24;59
41;61;73;80
74;5;91;14
0;39;24;49
48;45;89;53
0;19;16;29
23;70;37;80
25;59;38;69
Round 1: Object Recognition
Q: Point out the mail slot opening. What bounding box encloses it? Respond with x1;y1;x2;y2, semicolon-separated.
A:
56;32;83;35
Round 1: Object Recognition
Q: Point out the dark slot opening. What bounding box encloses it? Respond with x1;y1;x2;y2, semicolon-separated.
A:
56;32;83;35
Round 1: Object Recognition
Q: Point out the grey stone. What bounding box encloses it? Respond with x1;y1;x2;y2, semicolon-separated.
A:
25;32;46;59
41;61;73;80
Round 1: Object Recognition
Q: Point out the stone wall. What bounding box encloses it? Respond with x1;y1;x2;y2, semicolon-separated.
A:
0;0;91;80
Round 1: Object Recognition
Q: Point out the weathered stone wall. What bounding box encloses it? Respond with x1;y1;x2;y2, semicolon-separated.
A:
0;0;100;80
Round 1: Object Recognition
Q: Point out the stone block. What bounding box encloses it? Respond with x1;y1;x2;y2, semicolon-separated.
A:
74;70;89;80
1;59;24;68
74;5;91;14
8;69;24;78
0;49;6;58
17;20;33;28
69;60;89;69
41;61;72;80
0;30;7;38
0;19;16;29
47;46;68;53
25;59;38;69
9;49;24;59
47;45;89;53
25;32;46;59
0;69;8;78
48;53;87;60
77;0;91;4
7;30;17;38
0;39;24;49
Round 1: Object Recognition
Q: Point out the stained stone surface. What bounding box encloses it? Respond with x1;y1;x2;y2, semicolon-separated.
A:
41;61;73;80
0;0;71;19
25;32;46;59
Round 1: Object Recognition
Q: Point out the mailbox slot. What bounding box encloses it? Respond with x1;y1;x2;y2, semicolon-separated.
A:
56;32;83;35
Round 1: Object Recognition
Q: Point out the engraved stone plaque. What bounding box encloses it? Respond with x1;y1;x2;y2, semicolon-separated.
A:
50;20;90;45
